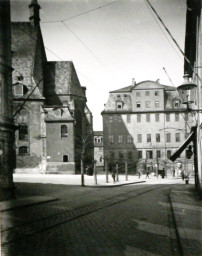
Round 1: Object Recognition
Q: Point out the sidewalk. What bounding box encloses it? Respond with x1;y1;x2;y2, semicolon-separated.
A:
170;185;202;256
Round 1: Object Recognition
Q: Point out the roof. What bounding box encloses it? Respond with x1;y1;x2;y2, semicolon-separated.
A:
110;85;133;93
110;80;176;93
11;22;46;99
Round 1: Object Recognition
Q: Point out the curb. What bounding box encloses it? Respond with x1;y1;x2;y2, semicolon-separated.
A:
85;181;146;188
169;189;196;256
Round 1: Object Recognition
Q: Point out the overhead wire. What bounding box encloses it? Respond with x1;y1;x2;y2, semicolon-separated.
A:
144;0;183;62
144;0;202;84
41;1;119;23
61;21;118;78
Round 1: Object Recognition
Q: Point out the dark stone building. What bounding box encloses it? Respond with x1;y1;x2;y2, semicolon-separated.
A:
0;0;16;200
12;0;93;174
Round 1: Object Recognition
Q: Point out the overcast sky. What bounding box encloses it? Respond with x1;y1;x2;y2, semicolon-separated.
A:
11;0;187;130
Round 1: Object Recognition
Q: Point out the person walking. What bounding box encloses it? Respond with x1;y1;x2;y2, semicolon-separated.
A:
112;169;116;183
138;171;141;178
145;170;150;179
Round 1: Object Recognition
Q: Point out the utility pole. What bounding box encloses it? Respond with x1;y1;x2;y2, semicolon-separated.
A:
0;0;16;201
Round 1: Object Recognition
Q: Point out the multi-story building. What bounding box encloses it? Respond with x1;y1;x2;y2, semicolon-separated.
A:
102;80;194;175
94;131;104;169
11;0;93;174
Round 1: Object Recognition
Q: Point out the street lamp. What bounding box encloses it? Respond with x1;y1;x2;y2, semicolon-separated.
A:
176;75;199;188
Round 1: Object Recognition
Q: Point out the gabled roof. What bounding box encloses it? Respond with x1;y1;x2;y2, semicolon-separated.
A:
134;80;176;90
110;85;133;93
110;80;176;93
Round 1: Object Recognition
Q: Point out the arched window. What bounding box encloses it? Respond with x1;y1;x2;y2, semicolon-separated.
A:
61;125;68;137
19;124;28;140
19;146;28;155
63;155;69;162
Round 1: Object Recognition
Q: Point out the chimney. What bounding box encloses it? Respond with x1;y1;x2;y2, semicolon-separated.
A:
132;78;136;86
29;0;41;27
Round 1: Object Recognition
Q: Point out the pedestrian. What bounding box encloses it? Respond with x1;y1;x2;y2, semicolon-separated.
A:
181;170;185;180
173;168;175;177
145;170;150;179
138;170;141;178
112;169;116;183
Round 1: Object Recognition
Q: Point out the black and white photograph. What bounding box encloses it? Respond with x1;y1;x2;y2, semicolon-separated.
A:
0;0;202;255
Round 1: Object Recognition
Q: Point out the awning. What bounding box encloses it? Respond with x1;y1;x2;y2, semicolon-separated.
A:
169;129;195;162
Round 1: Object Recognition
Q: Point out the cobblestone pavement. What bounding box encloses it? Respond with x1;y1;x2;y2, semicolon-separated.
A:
1;182;184;256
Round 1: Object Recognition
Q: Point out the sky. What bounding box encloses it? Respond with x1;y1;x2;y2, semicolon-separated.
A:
11;0;187;130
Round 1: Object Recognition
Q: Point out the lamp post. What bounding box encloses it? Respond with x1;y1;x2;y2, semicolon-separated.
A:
177;74;199;188
93;160;97;185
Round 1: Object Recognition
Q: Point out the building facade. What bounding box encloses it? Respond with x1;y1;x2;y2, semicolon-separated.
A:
94;131;104;169
11;0;93;174
102;80;194;175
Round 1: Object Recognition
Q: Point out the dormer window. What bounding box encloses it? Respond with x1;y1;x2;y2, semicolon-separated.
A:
174;101;179;108
14;83;23;96
117;102;123;109
13;83;28;96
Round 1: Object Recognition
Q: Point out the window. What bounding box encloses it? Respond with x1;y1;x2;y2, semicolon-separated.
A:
19;124;28;140
155;114;159;122
136;92;140;97
167;150;172;159
61;125;68;137
109;115;113;123
138;151;142;159
94;138;97;143
155;91;159;96
147;134;151;142
156;133;160;142
145;91;150;96
127;115;131;123
63;101;68;106
128;151;132;160
137;134;142;143
174;101;179;108
127;135;132;143
155;101;159;108
19;146;28;155
146;101;150;108
137;114;141;122
118;135;123;143
117;115;122;122
99;156;103;162
14;83;23;96
63;155;69;162
117;102;123;109
156;150;161;158
175;113;179;121
109;135;114;144
136;102;141;108
166;133;171;143
146;150;153;159
146;114;150;122
166;113;170;122
185;113;188;121
119;151;124;159
175;133;180;142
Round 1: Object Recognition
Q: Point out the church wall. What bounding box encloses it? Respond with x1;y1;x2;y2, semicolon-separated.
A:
46;122;75;174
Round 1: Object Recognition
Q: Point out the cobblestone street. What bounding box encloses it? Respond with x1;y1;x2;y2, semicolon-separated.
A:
2;180;187;256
